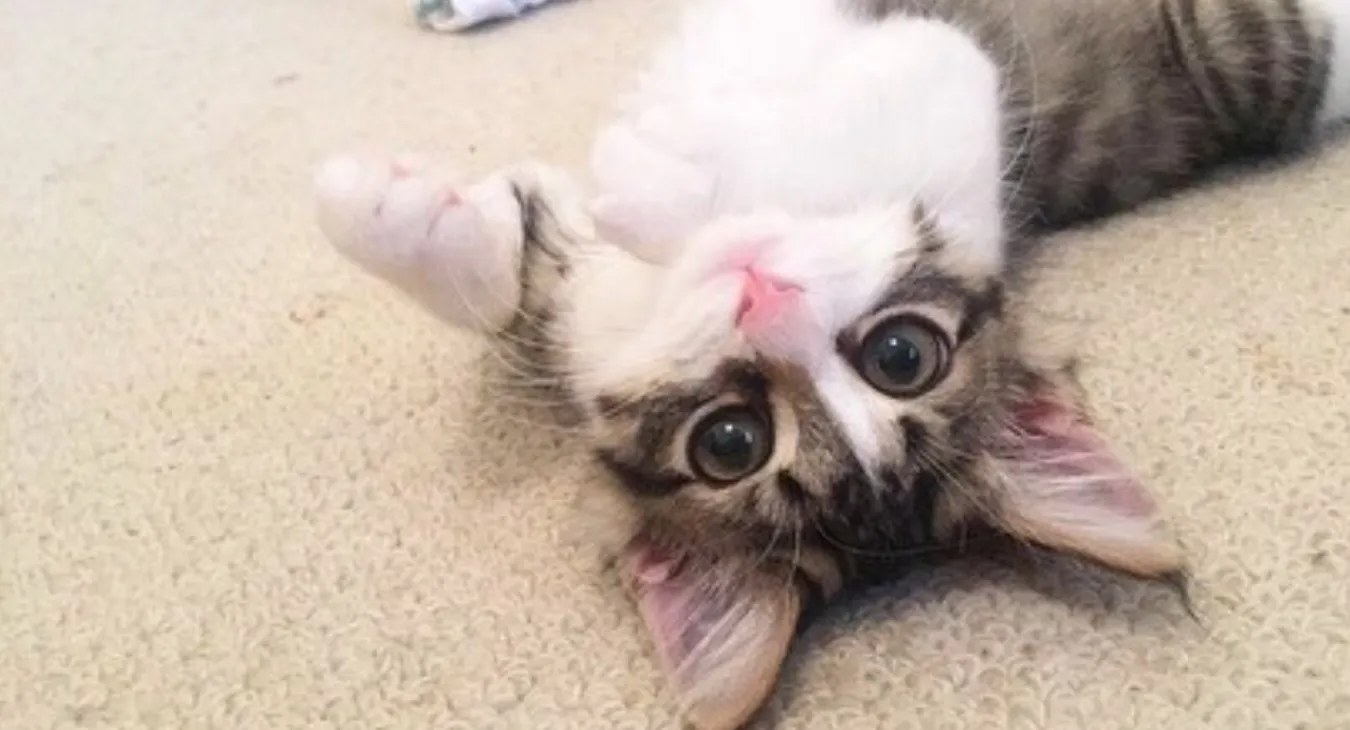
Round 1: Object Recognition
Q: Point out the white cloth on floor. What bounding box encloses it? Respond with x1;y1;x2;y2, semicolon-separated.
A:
414;0;559;31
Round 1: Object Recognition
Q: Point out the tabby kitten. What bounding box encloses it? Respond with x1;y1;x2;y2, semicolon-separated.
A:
313;0;1350;727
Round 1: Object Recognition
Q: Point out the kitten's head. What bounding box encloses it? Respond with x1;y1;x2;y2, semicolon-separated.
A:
577;200;1184;730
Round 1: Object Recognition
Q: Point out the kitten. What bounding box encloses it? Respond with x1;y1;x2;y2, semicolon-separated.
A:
313;0;1350;727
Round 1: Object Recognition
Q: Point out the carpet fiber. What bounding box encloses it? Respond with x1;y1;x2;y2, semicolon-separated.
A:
4;1;1350;728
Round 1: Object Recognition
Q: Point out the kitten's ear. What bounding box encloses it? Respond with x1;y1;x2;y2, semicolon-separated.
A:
990;371;1184;577
618;539;801;730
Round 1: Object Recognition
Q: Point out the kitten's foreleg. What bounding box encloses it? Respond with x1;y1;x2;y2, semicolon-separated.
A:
313;155;594;336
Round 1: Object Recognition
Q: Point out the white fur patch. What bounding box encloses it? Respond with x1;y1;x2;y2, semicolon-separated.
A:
587;0;1006;273
1312;0;1350;126
811;358;886;468
313;155;526;332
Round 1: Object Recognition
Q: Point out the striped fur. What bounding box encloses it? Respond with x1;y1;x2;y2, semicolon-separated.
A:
853;0;1340;230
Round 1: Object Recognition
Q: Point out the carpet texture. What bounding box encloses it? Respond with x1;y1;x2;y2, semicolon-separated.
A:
4;1;1350;728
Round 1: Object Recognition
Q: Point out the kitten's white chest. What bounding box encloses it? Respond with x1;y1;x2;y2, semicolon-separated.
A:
589;0;1006;224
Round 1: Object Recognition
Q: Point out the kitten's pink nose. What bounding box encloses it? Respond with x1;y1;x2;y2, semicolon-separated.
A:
736;267;800;330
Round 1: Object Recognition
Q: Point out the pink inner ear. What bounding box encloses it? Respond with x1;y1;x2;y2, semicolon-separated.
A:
629;542;680;586
619;541;712;673
1009;393;1157;519
616;536;802;730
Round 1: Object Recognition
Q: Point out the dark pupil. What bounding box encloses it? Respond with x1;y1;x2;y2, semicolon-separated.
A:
701;420;758;473
874;333;924;384
691;407;771;483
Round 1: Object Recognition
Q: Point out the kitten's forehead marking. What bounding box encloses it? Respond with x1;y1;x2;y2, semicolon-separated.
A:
812;357;888;468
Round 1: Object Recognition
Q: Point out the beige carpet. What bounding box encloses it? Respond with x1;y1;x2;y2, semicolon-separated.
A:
4;0;1350;728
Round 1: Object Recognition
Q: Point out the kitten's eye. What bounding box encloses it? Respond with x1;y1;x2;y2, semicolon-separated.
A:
856;316;950;397
688;405;773;485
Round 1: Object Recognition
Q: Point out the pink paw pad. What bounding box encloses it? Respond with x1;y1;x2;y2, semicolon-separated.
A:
425;190;465;236
389;155;426;179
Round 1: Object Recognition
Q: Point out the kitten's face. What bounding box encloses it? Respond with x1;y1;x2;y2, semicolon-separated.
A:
576;203;1184;730
585;203;1004;563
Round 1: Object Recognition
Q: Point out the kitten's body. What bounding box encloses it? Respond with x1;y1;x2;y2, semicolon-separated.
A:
593;0;1350;245
314;1;1350;727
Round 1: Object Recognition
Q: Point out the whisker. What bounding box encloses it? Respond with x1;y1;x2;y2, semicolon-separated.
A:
786;518;805;596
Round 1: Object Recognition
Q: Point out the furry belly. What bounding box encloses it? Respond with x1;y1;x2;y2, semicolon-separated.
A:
589;0;1006;234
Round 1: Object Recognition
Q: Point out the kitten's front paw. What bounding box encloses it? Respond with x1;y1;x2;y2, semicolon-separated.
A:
314;154;525;332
